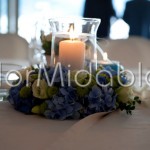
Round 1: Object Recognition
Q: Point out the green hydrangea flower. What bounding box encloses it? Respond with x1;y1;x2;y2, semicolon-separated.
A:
95;66;103;75
112;76;120;89
76;74;96;97
29;74;38;82
31;105;40;114
76;86;89;97
116;87;141;114
19;86;32;98
31;102;47;115
116;87;134;103
39;102;47;114
32;79;48;99
71;72;96;85
47;86;59;98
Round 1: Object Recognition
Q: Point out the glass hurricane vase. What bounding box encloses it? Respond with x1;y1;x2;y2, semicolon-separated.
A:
49;18;100;71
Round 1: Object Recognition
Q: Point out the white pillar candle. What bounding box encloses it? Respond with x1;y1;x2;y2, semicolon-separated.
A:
59;40;85;70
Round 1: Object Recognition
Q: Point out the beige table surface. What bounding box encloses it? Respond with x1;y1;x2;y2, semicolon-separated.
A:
49;101;150;150
0;100;150;150
0;101;77;150
1;66;150;150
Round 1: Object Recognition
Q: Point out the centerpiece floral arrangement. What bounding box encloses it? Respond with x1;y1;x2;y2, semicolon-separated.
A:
8;18;141;120
8;64;141;120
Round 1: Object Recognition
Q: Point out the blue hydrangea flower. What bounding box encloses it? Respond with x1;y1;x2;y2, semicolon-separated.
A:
85;85;116;115
59;86;77;102
97;74;108;85
101;86;116;109
44;94;82;120
43;66;68;86
104;65;128;85
103;65;118;76
8;83;34;114
120;74;128;85
8;82;34;114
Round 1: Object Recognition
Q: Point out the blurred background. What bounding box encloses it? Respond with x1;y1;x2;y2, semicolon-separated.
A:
1;0;150;42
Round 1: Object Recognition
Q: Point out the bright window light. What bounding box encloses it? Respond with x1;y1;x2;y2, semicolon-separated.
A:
110;19;129;39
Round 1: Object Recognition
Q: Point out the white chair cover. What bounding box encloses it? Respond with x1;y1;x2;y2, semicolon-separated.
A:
98;36;150;69
0;34;29;60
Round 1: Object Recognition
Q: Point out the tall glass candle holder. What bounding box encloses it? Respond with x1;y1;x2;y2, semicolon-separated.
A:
49;18;100;70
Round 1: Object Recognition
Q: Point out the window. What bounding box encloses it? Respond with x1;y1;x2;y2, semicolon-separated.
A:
0;0;133;40
0;0;8;33
18;0;85;42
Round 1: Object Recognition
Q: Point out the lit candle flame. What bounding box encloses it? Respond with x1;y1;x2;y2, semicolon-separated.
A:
103;52;108;61
69;24;77;40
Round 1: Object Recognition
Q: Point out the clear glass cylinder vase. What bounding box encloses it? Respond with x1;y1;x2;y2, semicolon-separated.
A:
49;18;100;70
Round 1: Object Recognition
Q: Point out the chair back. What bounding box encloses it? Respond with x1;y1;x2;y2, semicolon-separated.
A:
98;36;150;69
0;34;29;60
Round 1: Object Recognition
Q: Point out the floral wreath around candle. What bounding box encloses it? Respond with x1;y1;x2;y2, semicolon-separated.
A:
8;63;141;120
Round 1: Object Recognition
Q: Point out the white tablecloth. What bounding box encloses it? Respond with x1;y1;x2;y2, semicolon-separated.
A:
0;101;77;150
0;100;150;150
